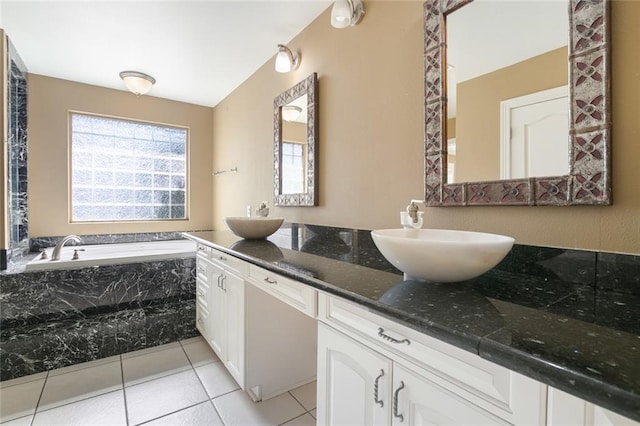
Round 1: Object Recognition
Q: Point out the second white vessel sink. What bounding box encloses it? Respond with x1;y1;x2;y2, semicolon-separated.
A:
224;217;284;239
371;229;514;282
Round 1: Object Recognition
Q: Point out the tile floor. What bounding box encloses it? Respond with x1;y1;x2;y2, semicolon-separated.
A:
0;336;317;425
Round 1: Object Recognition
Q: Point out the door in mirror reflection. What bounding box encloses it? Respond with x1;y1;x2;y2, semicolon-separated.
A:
281;94;308;194
501;86;569;179
446;0;569;184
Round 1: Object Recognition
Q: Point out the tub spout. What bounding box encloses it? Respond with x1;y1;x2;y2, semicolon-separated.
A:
51;235;82;261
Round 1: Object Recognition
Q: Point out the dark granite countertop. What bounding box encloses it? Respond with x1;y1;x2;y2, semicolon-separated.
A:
184;224;640;421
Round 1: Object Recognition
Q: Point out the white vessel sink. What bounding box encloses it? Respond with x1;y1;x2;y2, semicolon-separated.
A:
224;217;284;239
371;229;515;282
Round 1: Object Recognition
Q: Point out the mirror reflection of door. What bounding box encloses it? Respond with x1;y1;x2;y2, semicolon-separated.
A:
500;86;569;179
446;0;569;184
281;94;308;194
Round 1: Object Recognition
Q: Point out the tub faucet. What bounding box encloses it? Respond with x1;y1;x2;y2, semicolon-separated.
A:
51;235;82;261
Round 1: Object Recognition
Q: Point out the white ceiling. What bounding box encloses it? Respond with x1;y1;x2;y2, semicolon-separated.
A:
446;0;569;117
1;0;331;107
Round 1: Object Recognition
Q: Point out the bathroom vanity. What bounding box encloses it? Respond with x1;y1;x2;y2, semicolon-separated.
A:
184;225;640;425
195;242;317;402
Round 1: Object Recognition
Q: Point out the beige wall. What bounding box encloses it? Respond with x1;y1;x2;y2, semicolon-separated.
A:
213;2;425;225
282;121;306;144
455;47;567;182
212;1;640;255
28;74;213;237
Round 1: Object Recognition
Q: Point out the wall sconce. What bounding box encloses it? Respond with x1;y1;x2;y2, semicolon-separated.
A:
331;0;365;28
282;105;302;122
119;71;156;95
275;44;300;73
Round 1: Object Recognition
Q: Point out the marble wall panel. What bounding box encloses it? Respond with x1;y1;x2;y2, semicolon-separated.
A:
5;41;29;268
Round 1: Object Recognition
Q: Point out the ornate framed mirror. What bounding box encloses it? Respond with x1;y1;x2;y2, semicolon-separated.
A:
423;0;610;206
274;73;318;207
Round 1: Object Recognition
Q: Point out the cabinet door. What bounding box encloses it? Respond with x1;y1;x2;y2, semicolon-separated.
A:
208;262;226;358
317;323;392;426
392;364;509;426
222;269;245;387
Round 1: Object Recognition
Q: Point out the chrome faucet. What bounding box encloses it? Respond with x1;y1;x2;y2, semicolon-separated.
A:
407;200;425;224
51;235;82;261
400;200;425;229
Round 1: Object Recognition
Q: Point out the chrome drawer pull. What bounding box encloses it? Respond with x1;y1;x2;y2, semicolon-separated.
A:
197;291;205;297
374;369;384;408
220;275;227;291
219;255;227;261
378;328;411;345
393;381;405;422
264;277;278;284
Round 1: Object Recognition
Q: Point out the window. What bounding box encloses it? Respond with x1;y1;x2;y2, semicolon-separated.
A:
281;141;306;194
70;113;187;222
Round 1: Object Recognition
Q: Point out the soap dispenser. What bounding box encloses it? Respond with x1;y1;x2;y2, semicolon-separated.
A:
256;201;269;217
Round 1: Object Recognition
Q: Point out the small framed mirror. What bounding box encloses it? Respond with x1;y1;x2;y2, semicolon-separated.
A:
423;0;610;206
274;73;318;207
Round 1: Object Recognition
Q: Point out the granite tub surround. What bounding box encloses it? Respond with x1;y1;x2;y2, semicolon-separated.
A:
28;230;197;253
184;223;640;422
0;257;198;381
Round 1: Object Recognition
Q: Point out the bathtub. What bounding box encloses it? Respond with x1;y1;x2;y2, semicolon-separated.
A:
25;239;197;271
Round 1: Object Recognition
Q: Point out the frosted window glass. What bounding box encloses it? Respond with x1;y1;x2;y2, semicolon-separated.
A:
70;113;187;222
282;141;305;194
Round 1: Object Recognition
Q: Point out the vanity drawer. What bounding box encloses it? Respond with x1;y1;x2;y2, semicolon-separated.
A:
318;293;546;424
210;247;244;276
197;243;211;258
247;265;317;317
195;299;210;338
196;277;209;308
196;257;209;280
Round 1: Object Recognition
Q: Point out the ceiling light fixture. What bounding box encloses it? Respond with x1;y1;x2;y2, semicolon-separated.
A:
282;105;303;122
275;44;300;73
331;0;365;29
119;71;156;95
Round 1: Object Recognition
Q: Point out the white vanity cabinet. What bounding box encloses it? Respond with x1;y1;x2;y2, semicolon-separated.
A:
192;239;639;425
317;293;547;426
547;387;640;426
196;244;246;386
209;252;246;386
317;324;510;425
194;242;317;402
